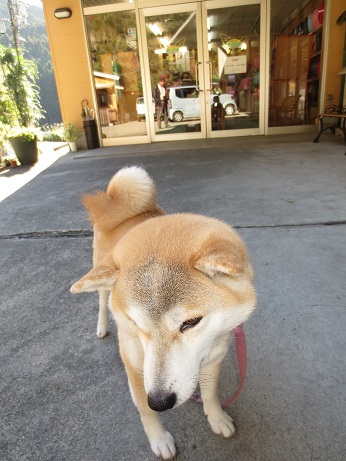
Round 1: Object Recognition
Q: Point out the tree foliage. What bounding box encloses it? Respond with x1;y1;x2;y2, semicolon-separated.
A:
0;0;62;125
0;45;44;127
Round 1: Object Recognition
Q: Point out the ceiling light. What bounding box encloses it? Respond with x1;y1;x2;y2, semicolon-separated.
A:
148;23;162;36
159;36;170;47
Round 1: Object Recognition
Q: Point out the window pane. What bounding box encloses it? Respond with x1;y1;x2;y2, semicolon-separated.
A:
207;4;260;131
270;0;324;127
85;10;148;139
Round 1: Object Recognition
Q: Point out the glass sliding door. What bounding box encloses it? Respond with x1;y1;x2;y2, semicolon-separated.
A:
142;4;206;140
205;1;263;135
85;9;149;144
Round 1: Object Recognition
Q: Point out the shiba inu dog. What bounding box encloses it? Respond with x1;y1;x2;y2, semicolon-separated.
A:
71;166;256;459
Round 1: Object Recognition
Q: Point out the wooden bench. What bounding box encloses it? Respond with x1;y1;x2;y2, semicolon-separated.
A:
313;105;346;143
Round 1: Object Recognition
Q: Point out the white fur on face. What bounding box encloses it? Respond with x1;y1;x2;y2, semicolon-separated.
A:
127;301;254;406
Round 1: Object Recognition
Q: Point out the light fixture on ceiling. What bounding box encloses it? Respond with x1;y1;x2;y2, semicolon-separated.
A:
148;23;162;36
159;36;170;47
54;8;72;20
155;48;167;54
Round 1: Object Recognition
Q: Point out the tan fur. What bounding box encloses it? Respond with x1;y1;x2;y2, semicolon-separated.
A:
71;167;256;460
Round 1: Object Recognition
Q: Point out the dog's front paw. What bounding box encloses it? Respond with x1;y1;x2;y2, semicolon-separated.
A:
208;410;235;438
150;430;176;460
96;326;108;339
96;318;109;339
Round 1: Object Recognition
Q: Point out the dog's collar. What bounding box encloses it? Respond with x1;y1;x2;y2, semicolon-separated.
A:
190;324;247;407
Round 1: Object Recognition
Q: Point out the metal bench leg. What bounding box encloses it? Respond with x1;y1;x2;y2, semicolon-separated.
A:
313;117;323;143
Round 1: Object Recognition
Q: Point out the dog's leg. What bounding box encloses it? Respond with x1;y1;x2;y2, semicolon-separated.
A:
118;328;176;460
96;289;109;338
199;359;235;438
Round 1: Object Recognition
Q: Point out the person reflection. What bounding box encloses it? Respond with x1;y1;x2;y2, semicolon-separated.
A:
153;77;170;129
211;95;225;130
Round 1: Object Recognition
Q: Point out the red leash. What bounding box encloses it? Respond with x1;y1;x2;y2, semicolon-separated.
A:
190;324;247;407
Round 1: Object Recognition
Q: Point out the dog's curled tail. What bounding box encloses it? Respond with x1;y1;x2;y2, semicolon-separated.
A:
82;166;157;232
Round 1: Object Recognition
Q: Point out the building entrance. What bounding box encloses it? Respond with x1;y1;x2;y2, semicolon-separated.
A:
84;0;265;146
142;1;264;142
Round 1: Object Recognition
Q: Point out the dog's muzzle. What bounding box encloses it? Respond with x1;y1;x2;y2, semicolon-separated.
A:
147;391;177;412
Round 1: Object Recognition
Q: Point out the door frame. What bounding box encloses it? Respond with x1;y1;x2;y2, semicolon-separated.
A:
203;0;267;138
140;0;267;142
140;2;207;142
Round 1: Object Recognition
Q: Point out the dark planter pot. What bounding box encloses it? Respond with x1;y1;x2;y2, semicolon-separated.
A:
83;120;100;149
9;137;38;165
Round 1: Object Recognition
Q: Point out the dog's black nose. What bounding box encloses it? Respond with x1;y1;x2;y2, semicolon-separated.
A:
147;391;176;412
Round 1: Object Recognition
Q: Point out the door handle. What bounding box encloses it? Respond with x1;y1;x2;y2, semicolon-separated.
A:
206;61;213;90
196;62;203;91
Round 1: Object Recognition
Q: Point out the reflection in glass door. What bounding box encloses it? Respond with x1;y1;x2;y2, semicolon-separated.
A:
206;2;262;134
85;10;148;143
143;6;205;138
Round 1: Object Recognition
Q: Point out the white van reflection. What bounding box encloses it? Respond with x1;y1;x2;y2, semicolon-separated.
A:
167;85;238;122
136;97;155;122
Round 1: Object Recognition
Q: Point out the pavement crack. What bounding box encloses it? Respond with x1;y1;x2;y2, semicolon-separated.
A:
235;220;346;229
0;220;345;240
0;230;93;240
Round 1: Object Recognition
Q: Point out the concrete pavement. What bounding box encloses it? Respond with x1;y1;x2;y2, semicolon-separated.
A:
0;133;345;461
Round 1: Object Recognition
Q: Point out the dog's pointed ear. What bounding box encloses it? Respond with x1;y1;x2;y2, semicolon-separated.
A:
70;255;119;293
192;239;246;278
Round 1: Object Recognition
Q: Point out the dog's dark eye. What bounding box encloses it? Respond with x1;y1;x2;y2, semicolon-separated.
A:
180;317;202;333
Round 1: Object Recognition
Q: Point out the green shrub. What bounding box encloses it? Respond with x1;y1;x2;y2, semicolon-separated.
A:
43;133;64;142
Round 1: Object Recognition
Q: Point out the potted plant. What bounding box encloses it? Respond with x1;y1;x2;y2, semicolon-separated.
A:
8;126;41;165
63;122;79;152
4;156;19;168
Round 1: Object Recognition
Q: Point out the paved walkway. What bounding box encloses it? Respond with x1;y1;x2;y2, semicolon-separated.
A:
0;133;345;461
0;142;69;202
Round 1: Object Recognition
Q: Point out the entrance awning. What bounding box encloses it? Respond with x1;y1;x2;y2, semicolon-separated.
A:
93;71;124;90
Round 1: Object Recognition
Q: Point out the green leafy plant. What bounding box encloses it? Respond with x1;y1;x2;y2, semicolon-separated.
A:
0;121;9;148
3;156;19;167
43;133;64;142
42;123;64;141
62;122;79;142
8;126;42;142
0;45;44;128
